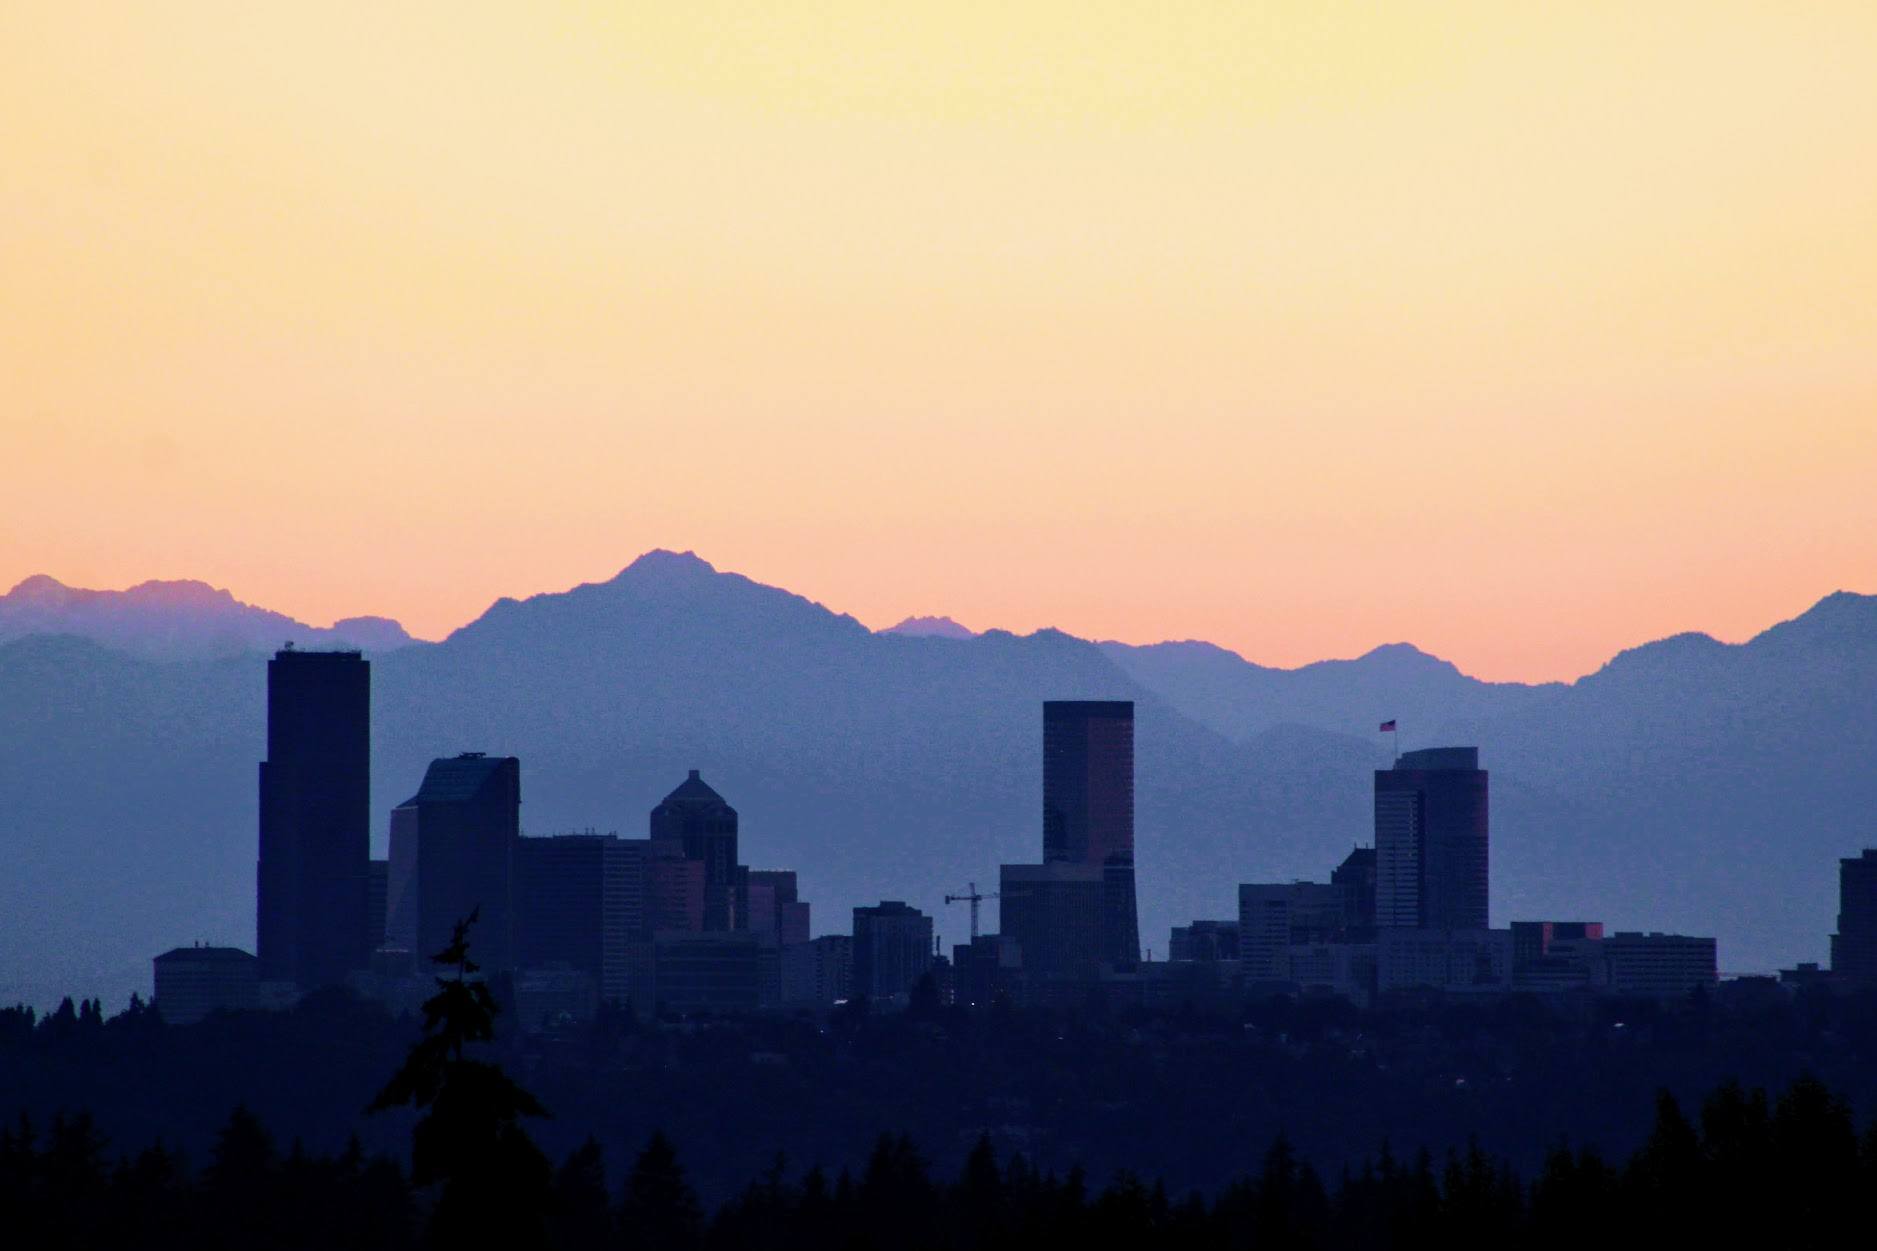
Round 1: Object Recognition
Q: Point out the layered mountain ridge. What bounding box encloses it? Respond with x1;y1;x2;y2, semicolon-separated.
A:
2;549;1872;1009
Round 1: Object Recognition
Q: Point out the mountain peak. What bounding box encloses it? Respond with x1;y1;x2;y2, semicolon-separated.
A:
5;574;71;602
121;578;239;608
882;615;978;639
1750;589;1877;650
617;549;720;582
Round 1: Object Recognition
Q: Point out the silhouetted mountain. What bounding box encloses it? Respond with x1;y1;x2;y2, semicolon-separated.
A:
0;574;415;658
1099;638;1565;742
2;554;1874;1007
882;615;979;639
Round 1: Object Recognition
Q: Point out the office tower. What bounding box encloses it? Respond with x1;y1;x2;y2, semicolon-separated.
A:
951;934;1022;1006
1168;920;1239;962
1043;701;1134;865
1600;932;1718;998
1376;928;1513;993
1042;700;1140;968
647;838;707;933
1509;921;1606;992
1373;747;1489;931
999;862;1105;986
516;833;646;1004
650;770;741;931
367;859;389;950
1510;920;1604;969
747;869;811;946
1237;882;1344;979
1331;847;1377;941
153;946;259;1025
257;648;370;989
851;900;933;1000
387;754;521;974
781;935;854;1006
652;932;762;1012
1831;850;1877;981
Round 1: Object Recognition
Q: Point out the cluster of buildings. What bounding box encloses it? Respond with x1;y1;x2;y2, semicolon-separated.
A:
1157;747;1720;1007
153;647;1877;1028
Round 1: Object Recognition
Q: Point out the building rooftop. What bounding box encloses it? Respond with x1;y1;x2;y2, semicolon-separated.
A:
397;753;517;807
154;946;257;964
1394;746;1480;772
655;768;731;808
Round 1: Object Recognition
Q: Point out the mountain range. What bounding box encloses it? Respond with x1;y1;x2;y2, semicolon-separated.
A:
0;574;414;658
3;551;1874;1009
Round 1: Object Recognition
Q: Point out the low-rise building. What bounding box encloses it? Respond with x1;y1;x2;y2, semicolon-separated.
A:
153;945;258;1024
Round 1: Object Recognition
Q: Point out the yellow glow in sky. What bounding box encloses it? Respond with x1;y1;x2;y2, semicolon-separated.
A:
3;2;1875;680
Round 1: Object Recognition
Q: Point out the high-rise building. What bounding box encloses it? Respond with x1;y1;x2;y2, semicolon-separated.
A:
747;870;811;947
952;934;1022;1006
647;841;707;934
1043;700;1134;866
1374;747;1489;931
1331;847;1378;941
257;648;371;989
1237;882;1345;979
781;934;854;1006
1042;700;1139;968
1831;850;1877;981
387;754;522;974
999;862;1105;986
650;931;762;1013
517;833;646;1004
367;859;389;950
650;770;741;931
852;900;933;1001
1168;920;1239;962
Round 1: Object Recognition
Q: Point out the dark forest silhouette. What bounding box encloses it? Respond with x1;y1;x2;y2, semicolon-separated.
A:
11;924;1877;1246
3;1075;1873;1249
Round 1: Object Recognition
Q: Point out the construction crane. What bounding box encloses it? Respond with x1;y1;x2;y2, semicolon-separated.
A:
944;881;999;942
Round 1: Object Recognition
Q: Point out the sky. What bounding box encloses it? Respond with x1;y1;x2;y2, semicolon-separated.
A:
3;3;1875;682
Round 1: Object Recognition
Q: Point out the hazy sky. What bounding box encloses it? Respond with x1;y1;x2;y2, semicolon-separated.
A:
4;3;1875;681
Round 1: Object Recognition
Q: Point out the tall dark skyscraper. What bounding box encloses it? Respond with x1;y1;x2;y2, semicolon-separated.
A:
1043;700;1135;866
650;770;741;931
388;753;521;974
1374;746;1489;931
1041;700;1139;968
257;648;370;989
1831;849;1877;981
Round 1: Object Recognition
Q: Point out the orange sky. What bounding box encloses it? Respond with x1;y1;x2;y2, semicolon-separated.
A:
3;3;1875;681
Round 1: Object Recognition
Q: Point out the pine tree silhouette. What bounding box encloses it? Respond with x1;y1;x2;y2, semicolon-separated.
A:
370;910;552;1249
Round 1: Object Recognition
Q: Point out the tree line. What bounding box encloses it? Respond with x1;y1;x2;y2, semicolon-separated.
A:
4;1074;1873;1250
7;919;1875;1247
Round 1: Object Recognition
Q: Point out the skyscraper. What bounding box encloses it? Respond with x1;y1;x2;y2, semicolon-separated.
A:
852;900;934;1000
1374;746;1489;931
1043;700;1134;866
999;862;1105;986
650;770;741;931
1831;849;1877;981
1042;700;1139;968
516;833;645;1004
257;648;370;989
387;753;521;974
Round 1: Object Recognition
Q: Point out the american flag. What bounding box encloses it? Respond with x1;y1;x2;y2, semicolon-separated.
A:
1379;719;1397;732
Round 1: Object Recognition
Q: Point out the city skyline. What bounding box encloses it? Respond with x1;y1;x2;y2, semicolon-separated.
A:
6;5;1877;683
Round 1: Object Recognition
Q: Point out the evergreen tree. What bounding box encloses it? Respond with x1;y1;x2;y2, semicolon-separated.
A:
370;911;552;1250
619;1131;702;1251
